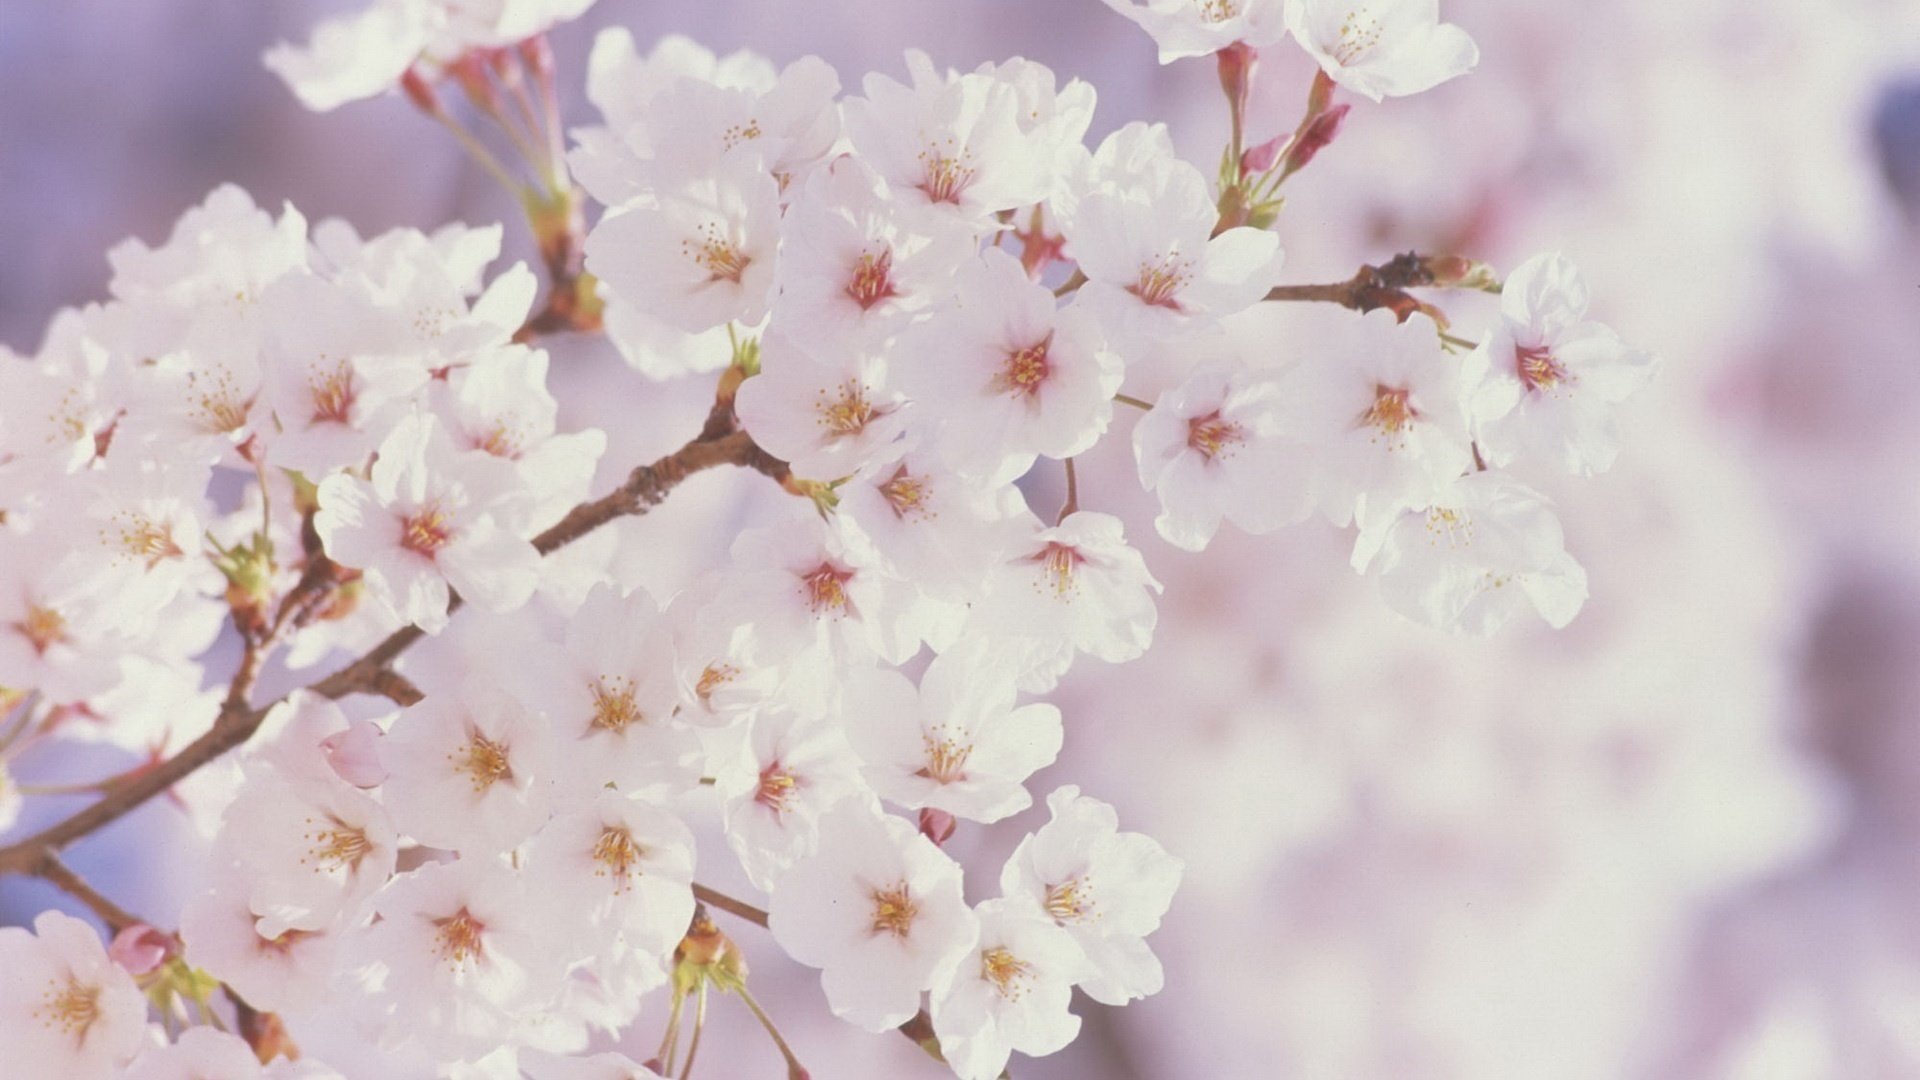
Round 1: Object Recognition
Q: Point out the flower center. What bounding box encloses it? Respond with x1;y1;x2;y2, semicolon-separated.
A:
980;947;1035;999
451;731;514;793
916;729;972;784
15;605;67;656
1333;9;1385;65
399;506;453;556
187;367;252;435
800;562;855;616
1424;507;1475;548
1516;344;1569;392
1196;0;1241;21
474;422;525;459
916;147;978;205
304;817;373;872
592;825;645;890
257;925;319;957
991;336;1053;399
846;249;899;311
1129;256;1192;310
35;976;100;1042
695;662;739;705
1028;541;1086;599
878;465;931;521
1044;877;1094;923
685;222;752;285
1186;411;1247;461
432;907;487;967
755;762;800;815
721;118;763;151
589;675;643;734
309;358;356;425
814;381;882;438
109;513;184;569
1360;384;1417;437
868;882;919;939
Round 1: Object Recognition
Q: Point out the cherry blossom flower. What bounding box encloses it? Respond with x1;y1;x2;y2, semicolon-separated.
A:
714;704;866;889
214;760;400;937
774;157;974;353
1099;0;1289;63
836;443;1016;592
315;413;543;633
842;51;1052;226
379;682;558;853
1132;361;1317;550
0;529;125;704
1350;470;1590;634
931;899;1092;1080
1471;253;1658;475
999;786;1183;1005
639;54;842;189
966;511;1163;688
896;249;1126;485
0;911;148;1078
350;858;568;1061
1273;308;1479;527
524;790;696;958
768;803;978;1031
733;332;908;482
179;882;343;1015
842;653;1063;823
1284;0;1479;101
430;345;608;530
1066;154;1285;349
584;155;782;335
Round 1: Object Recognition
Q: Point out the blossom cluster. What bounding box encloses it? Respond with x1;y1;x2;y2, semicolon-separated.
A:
0;0;1655;1077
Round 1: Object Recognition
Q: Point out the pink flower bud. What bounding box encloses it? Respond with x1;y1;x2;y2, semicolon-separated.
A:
321;720;388;788
1284;103;1350;175
109;924;172;976
1242;133;1288;175
1215;42;1259;116
918;807;957;846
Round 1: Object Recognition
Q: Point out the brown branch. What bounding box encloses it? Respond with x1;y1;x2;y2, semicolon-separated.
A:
692;882;770;928
33;852;152;934
1263;251;1500;327
0;417;788;878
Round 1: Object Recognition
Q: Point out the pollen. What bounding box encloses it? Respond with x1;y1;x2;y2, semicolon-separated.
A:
879;465;933;522
814;381;880;438
683;222;752;285
868;882;920;939
432;907;487;967
1044;876;1095;924
916;728;972;784
1516;343;1571;393
1186;410;1247;461
451;730;514;793
1196;0;1242;21
107;513;184;569
695;662;739;705
915;138;978;205
303;817;373;873
846;248;899;310
399;506;453;556
722;118;764;151
755;762;801;815
1360;384;1418;439
991;336;1053;399
1333;8;1385;65
308;357;356;425
185;367;252;435
34;975;101;1042
591;825;645;890
1028;542;1086;600
1424;507;1475;549
15;604;68;656
1128;255;1192;310
801;562;856;617
474;422;527;460
980;947;1035;999
588;675;644;734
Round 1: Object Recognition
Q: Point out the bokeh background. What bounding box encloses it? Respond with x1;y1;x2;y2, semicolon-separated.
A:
6;1;1920;1076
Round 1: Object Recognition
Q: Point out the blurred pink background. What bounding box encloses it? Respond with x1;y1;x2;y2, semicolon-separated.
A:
6;1;1920;1076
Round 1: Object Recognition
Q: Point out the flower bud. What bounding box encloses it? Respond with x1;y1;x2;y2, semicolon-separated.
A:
918;807;957;846
108;924;173;977
1283;103;1350;177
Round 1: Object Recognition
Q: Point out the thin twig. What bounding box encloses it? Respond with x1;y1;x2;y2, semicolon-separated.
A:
691;883;770;928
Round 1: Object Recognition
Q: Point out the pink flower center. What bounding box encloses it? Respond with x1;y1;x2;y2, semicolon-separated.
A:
1516;344;1569;391
868;882;919;939
685;222;752;285
991;336;1053;399
432;907;487;966
879;465;932;521
916;148;977;205
309;359;357;425
1360;384;1417;436
755;762;800;815
14;605;67;656
1186;410;1246;460
801;562;856;616
399;507;453;556
1028;541;1086;599
1129;256;1192;310
846;249;899;310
